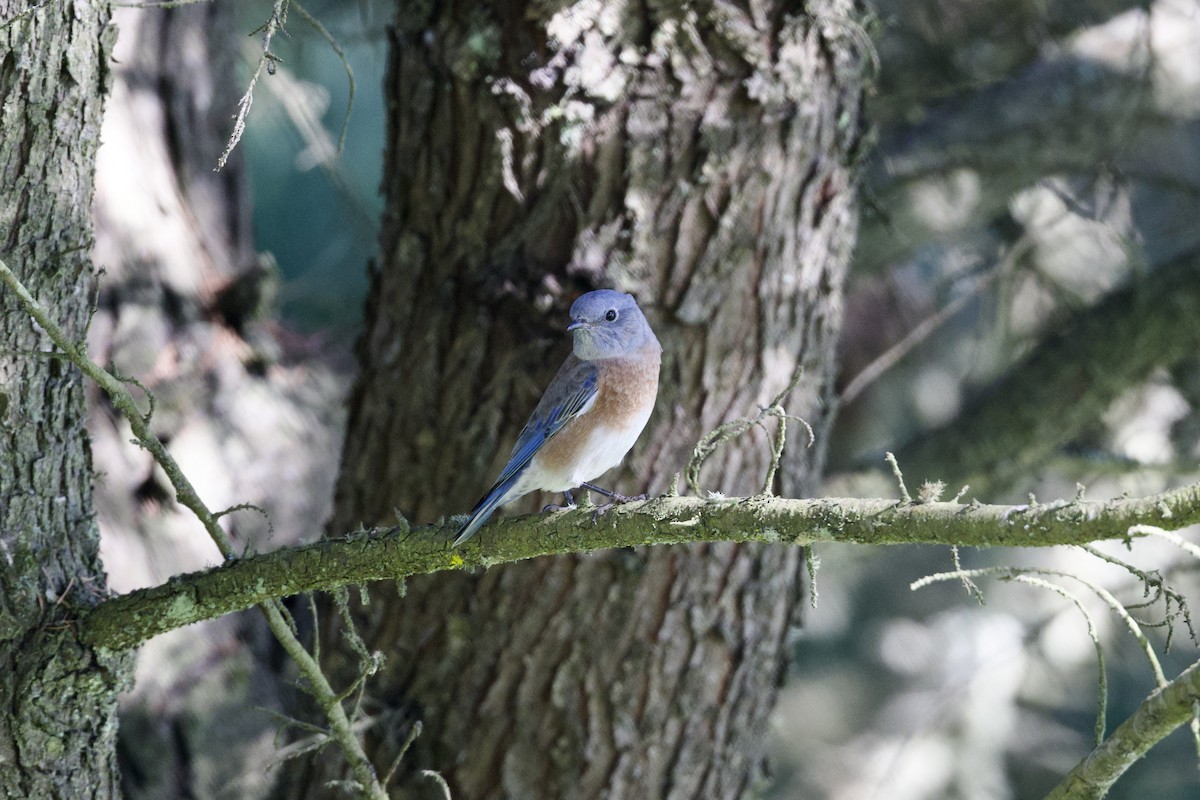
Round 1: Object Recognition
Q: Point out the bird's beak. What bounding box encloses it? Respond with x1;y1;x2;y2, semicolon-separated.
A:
567;319;588;332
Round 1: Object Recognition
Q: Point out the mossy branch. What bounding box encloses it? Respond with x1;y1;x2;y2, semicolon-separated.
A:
1044;657;1200;800
9;255;1200;800
80;484;1200;650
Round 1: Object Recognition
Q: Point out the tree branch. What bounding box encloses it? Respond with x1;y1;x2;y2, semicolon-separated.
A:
1044;657;1200;800
870;0;1148;125
81;483;1200;650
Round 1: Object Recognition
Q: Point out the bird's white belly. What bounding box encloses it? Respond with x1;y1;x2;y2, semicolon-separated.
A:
520;405;654;495
566;422;643;487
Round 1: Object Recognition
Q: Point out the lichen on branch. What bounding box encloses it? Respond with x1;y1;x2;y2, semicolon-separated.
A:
81;484;1200;650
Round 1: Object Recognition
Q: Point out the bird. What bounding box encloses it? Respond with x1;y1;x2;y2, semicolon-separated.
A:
453;289;662;546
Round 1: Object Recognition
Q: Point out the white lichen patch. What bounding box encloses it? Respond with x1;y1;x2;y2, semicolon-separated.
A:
167;591;198;621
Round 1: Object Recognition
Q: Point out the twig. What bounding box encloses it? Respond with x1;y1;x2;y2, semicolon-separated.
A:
885;451;911;503
686;364;811;495
217;0;290;171
1009;574;1108;746
292;1;355;158
839;236;1032;406
915;565;1167;687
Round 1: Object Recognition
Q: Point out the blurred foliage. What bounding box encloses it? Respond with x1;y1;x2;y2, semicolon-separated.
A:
236;0;388;331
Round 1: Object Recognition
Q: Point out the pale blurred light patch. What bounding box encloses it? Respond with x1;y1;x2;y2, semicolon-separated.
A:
256;58;336;173
1038;602;1115;669
877;617;938;676
1004;268;1059;338
1105;379;1190;464
1068;4;1152;69
912;366;962;428
1010;181;1132;304
865;613;1024;800
1146;0;1200;114
780;612;1026;800
830;736;954;800
770;666;873;745
1072;0;1200;116
908;169;982;232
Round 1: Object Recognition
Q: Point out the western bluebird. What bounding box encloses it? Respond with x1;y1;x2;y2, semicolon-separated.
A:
454;289;661;546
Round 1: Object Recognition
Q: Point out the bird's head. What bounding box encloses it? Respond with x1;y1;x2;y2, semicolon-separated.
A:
567;289;659;360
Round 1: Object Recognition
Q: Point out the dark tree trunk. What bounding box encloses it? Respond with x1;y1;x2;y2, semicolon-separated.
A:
293;1;868;797
0;1;127;796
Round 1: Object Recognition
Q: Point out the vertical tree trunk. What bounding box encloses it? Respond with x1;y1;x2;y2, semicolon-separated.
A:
0;1;126;796
300;1;867;797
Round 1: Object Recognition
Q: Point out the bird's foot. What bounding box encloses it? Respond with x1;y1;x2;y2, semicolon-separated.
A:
577;482;648;522
580;482;646;504
543;490;577;513
591;502;614;524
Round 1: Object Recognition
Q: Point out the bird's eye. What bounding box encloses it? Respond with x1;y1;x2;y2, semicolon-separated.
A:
604;309;618;322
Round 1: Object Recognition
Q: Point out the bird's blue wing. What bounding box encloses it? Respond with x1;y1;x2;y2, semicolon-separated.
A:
454;356;598;545
494;355;599;487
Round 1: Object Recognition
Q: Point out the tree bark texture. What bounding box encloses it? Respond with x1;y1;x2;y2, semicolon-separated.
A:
0;1;126;796
86;4;346;798
293;1;868;798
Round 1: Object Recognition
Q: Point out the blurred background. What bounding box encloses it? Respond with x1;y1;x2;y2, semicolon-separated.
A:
91;0;1200;798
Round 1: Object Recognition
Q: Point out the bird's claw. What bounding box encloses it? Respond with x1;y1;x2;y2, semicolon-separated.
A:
591;502;615;524
588;493;646;523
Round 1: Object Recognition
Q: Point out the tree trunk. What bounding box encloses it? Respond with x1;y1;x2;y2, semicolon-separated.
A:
295;1;867;797
0;1;127;796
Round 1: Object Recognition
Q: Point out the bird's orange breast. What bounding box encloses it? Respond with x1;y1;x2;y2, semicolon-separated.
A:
534;344;661;479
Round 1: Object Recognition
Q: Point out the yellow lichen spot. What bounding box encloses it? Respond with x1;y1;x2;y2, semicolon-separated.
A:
448;553;465;568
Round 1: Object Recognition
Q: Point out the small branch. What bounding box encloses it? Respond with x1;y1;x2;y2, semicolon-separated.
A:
0;258;236;553
885;451;912;503
292;0;354;158
839;235;1029;406
0;256;387;799
217;0;289;171
1044;657;1200;800
81;483;1200;650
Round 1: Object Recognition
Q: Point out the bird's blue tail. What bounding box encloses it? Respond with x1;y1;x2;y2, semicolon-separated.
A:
453;475;519;546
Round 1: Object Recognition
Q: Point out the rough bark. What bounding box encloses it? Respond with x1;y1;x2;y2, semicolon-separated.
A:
287;1;868;797
0;0;127;796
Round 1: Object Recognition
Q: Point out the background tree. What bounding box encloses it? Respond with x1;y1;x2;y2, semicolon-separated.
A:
85;3;348;794
282;1;868;796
